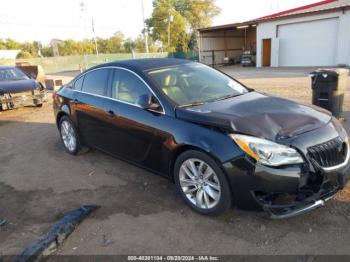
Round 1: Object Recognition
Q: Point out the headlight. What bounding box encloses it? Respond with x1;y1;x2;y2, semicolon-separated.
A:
230;134;304;167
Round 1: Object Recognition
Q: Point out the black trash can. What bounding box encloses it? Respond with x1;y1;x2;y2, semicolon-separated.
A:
310;68;349;119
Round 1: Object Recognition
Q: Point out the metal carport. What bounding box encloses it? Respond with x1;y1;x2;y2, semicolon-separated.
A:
198;21;257;66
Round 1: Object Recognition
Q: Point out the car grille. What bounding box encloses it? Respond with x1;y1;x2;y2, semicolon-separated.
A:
308;137;348;168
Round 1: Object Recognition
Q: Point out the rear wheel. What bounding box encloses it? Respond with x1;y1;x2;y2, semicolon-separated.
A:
59;116;80;155
174;150;232;215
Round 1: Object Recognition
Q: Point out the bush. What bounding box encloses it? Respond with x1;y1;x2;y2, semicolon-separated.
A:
16;51;33;59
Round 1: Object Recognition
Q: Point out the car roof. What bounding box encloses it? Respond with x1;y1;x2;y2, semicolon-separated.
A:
0;65;15;70
92;58;194;72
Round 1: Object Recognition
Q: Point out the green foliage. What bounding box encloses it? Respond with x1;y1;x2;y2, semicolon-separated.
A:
0;33;156;58
0;38;21;50
16;51;33;59
175;0;221;29
146;0;220;52
40;46;54;57
97;31;125;53
124;38;136;52
57;39;96;56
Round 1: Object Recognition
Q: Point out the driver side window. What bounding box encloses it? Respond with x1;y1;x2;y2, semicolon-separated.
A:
111;69;150;105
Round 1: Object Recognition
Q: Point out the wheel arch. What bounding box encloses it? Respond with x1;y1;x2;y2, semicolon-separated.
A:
170;144;236;210
56;111;68;127
169;144;226;182
56;104;71;127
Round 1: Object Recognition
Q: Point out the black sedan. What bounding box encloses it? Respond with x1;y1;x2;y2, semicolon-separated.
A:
53;58;349;218
0;66;46;110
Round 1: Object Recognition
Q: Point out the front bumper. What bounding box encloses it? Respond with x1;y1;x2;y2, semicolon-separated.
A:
260;170;345;219
223;154;350;218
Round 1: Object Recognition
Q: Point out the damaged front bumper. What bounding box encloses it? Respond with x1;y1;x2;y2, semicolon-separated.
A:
258;170;345;219
224;153;350;219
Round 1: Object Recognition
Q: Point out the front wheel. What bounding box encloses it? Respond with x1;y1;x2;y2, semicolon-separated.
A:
174;150;232;215
59;116;81;155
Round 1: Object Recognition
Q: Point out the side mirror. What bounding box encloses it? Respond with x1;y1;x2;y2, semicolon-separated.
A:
136;94;161;111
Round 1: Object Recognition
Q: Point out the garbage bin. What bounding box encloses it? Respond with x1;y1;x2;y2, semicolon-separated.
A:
310;68;349;119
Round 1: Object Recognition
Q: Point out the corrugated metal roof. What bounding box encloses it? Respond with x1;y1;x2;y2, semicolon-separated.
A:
198;21;256;32
198;0;350;32
257;0;350;21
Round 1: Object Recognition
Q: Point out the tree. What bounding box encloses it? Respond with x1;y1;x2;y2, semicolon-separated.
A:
146;0;220;52
41;46;53;57
124;38;136;52
101;31;125;53
0;31;159;57
175;0;220;29
3;38;21;50
134;36;146;52
57;39;95;56
146;0;189;52
21;41;39;57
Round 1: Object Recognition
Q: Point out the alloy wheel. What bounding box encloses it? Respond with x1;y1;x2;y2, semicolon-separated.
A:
179;158;221;209
60;120;77;152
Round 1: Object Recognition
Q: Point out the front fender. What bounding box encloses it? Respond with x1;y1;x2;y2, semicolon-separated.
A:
165;117;243;163
61;104;71;116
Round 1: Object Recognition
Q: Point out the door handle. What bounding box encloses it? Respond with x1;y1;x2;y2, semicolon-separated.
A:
106;110;115;117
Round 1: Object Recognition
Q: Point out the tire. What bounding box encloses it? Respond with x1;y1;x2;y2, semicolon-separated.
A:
58;116;81;155
174;150;232;215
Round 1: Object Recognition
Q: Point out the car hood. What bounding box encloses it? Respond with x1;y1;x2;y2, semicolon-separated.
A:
0;79;37;95
175;92;332;142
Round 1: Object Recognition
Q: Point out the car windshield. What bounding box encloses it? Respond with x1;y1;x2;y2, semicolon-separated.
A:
0;68;29;81
147;63;248;106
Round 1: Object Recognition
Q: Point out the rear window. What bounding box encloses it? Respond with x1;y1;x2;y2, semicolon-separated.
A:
73;76;84;90
81;69;109;96
0;68;29;81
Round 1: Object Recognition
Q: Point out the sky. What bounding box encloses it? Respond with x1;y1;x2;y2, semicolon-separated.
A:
0;0;319;44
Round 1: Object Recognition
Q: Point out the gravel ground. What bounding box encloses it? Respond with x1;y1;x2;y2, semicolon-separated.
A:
0;67;350;256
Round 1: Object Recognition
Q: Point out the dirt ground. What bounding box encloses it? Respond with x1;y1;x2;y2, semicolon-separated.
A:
1;66;350;256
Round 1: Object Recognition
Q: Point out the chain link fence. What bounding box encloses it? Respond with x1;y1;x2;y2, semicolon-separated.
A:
0;52;169;74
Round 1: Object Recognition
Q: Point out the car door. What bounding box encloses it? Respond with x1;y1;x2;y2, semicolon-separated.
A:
67;74;84;124
74;68;112;150
103;68;164;164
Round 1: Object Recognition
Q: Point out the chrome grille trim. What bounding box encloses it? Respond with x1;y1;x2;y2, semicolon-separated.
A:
307;137;349;171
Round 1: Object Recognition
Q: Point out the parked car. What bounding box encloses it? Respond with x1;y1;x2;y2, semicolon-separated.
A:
241;51;256;67
16;62;46;89
0;66;46;110
53;58;349;218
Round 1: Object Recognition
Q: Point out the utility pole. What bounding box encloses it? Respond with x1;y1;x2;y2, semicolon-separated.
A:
91;18;99;58
141;0;149;53
80;2;88;70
